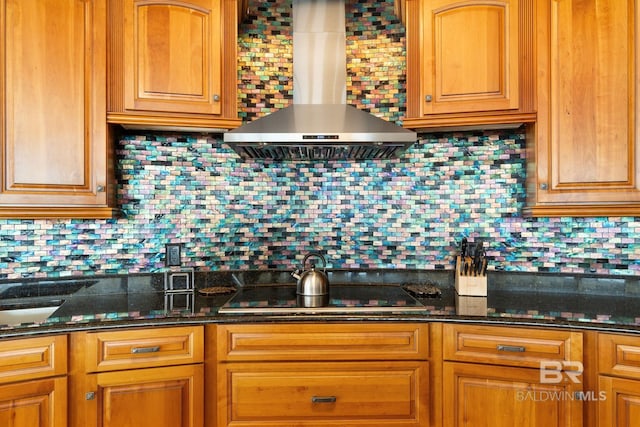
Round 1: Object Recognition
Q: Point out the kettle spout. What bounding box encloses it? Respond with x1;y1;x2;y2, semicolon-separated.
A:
291;269;302;280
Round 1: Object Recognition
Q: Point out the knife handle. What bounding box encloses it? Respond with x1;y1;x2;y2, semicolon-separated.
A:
458;256;467;276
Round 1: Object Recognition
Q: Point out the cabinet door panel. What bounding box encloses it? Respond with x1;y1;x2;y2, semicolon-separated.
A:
551;0;634;188
93;365;203;427
403;0;535;130
598;376;640;427
1;0;107;207
528;0;640;214
443;362;582;427
426;0;519;114
124;0;222;115
0;377;67;427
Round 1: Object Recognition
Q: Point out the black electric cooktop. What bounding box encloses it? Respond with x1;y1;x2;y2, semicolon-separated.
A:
218;285;427;314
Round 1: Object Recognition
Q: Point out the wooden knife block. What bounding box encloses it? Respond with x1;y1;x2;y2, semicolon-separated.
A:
455;256;487;296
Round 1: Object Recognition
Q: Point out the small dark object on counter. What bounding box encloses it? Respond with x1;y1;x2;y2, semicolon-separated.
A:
198;286;237;296
403;283;442;298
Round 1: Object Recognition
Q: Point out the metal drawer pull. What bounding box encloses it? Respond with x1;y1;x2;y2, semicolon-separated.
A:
312;396;337;403
497;344;526;352
131;346;161;354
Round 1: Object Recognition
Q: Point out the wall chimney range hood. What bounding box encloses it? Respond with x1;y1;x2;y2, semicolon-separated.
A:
224;0;416;160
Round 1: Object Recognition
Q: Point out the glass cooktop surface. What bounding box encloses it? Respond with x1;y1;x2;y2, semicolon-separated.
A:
218;285;427;314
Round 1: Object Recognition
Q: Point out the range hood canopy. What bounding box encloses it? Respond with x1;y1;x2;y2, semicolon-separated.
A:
225;0;416;161
225;104;416;160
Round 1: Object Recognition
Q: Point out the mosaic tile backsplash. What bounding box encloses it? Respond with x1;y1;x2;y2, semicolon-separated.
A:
0;0;638;280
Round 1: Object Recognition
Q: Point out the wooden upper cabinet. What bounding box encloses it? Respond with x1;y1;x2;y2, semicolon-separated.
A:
525;0;640;216
0;0;113;218
402;0;535;130
108;0;241;130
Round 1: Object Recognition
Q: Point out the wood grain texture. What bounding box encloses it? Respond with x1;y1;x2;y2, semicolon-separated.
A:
527;0;640;215
0;0;111;215
107;0;241;130
402;0;535;130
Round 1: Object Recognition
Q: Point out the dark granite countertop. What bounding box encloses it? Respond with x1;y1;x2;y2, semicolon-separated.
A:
0;269;639;338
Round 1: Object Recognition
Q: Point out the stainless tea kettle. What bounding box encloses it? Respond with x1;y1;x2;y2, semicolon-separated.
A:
292;252;329;296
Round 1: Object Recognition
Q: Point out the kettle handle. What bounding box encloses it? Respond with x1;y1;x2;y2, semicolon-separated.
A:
303;252;327;272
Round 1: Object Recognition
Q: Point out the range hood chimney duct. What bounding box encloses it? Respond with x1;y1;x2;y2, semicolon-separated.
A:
224;0;417;161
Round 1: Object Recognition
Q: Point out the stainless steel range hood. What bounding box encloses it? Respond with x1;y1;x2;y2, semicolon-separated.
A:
224;0;416;160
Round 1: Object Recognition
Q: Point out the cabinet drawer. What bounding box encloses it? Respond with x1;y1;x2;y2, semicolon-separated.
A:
82;326;203;372
598;333;640;379
216;323;429;362
219;361;428;427
443;324;582;368
0;335;67;383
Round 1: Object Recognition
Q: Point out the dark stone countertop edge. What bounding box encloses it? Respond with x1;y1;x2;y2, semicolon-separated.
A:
2;311;640;341
0;268;639;339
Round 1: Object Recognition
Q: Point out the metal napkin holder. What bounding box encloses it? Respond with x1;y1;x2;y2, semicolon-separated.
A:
163;267;195;312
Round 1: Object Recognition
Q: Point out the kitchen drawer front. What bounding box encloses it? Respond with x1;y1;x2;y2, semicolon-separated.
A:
0;334;67;383
216;323;429;362
218;361;429;427
443;324;582;368
598;333;640;379
83;326;203;372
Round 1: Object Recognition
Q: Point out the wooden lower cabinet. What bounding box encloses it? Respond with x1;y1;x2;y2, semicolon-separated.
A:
443;362;583;427
442;324;584;427
443;324;583;368
78;365;203;427
597;333;640;426
0;334;67;427
210;323;431;427
217;361;428;427
598;376;640;427
25;322;640;427
70;326;204;427
0;376;67;427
